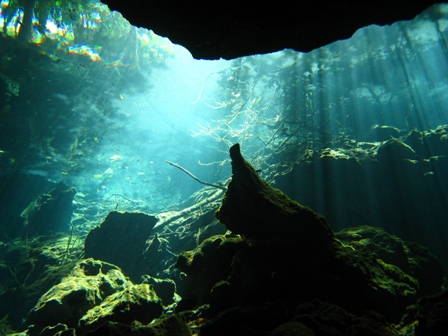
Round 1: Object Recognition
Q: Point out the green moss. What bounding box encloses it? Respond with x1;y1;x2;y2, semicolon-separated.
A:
374;259;418;296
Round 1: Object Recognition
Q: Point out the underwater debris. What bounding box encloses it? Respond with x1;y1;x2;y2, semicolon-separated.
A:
165;160;227;191
154;188;224;229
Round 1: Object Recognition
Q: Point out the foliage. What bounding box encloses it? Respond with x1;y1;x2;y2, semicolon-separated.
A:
0;0;172;67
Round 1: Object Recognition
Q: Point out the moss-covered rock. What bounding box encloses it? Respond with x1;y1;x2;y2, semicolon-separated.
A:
175;234;245;306
216;143;333;247
84;211;158;282
26;258;163;335
169;144;448;336
336;226;445;297
84;314;192;336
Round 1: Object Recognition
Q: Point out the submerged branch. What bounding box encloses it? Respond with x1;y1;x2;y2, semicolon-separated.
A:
165;160;227;190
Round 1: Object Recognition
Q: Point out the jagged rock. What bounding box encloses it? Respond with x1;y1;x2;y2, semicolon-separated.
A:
26;258;163;335
84;211;158;281
28;323;75;336
0;233;84;330
141;275;177;306
398;290;448;336
215;143;334;247
220;238;419;322
20;182;76;236
176;231;425;323
102;1;438;60
176;144;439;324
175;234;246;306
336;226;445;297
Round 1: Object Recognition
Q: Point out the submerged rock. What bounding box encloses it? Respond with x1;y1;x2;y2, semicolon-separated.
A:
399;290;448;336
176;230;430;332
83;314;192;336
26;258;163;335
230;224;444;322
175;143;446;334
175;234;246;306
141;275;177;306
336;226;445;298
216;143;333;247
84;211;158;281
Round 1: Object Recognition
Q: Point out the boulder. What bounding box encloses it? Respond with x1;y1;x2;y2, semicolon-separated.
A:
175;234;245;306
26;258;163;335
84;211;158;281
336;226;445;297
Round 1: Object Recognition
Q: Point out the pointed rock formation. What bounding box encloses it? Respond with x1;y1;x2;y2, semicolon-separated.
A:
216;143;334;248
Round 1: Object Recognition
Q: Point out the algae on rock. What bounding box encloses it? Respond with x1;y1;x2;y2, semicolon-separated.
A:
216;143;334;247
26;258;163;335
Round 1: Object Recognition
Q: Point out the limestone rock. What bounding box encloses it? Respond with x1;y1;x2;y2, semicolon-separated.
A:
175;235;245;306
84;211;158;281
215;143;334;247
26;258;163;335
336;226;445;297
176;231;417;321
141;275;177;306
102;0;438;60
84;314;192;336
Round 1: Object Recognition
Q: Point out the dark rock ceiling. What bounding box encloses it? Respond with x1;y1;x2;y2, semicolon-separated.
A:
102;1;443;60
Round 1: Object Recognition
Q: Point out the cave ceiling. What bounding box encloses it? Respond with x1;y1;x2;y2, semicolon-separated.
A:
102;0;442;60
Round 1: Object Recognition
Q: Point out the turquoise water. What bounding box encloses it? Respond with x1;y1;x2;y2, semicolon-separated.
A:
0;1;448;332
